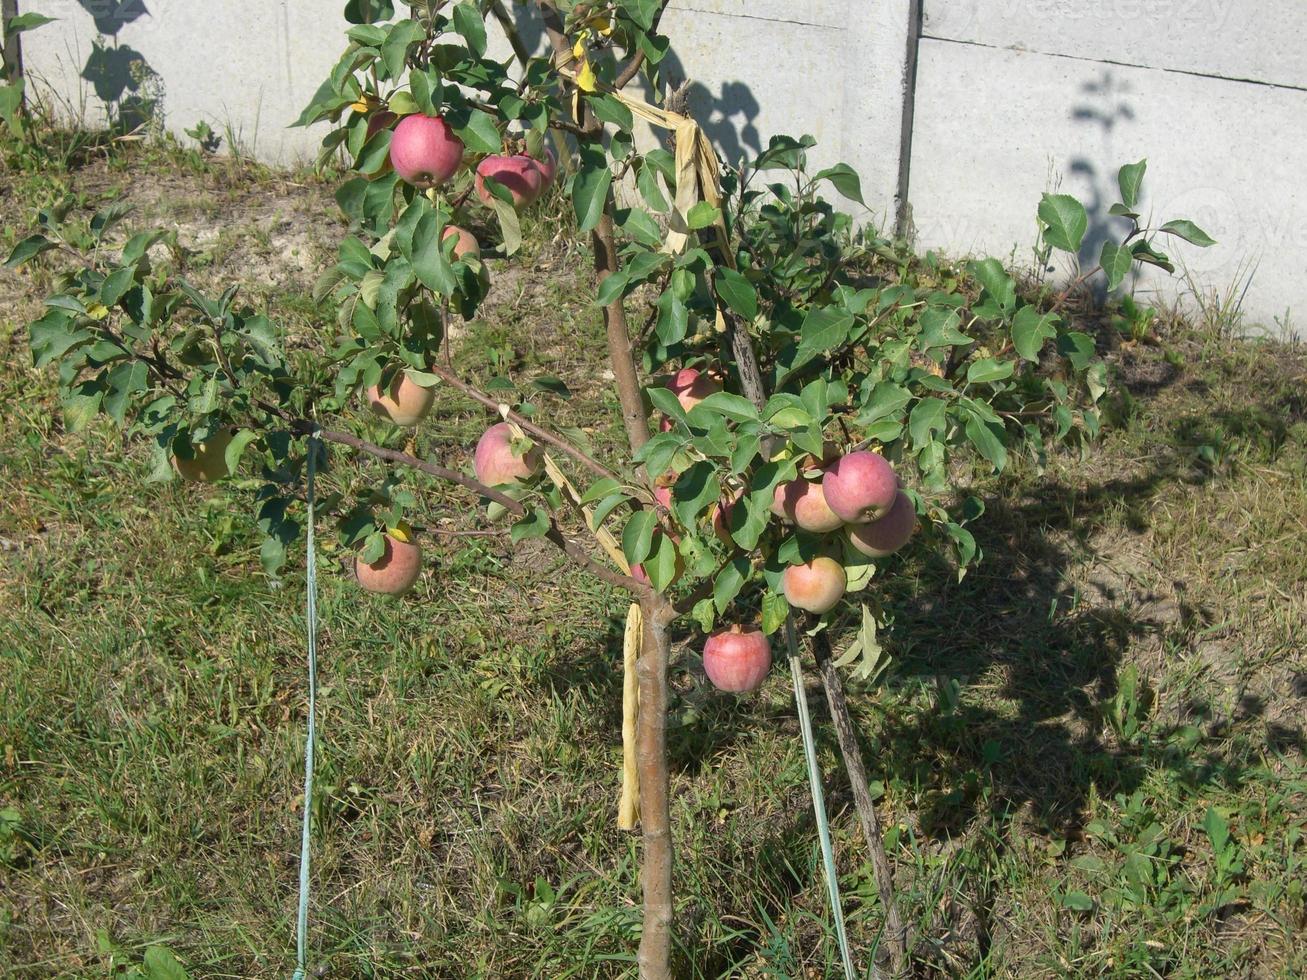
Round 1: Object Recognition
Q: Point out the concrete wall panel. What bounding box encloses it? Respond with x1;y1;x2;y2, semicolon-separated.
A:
922;0;1307;90
909;38;1307;332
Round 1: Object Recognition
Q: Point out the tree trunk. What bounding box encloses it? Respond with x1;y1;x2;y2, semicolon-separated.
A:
635;598;675;979
592;211;650;455
812;631;908;972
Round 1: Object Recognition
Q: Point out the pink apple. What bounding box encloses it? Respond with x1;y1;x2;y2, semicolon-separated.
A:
441;225;480;260
702;624;772;694
473;421;544;487
366;370;435;427
782;557;847;614
823;451;899;524
355;531;422;595
475;154;544;208
666;367;721;412
390;114;464;189
771;477;844;533
532;148;557;188
847;490;917;557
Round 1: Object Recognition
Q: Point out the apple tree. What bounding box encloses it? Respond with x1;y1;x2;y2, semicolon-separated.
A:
8;0;1212;975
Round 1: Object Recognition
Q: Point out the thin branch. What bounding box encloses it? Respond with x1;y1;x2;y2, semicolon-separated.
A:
427;362;621;482
300;421;646;594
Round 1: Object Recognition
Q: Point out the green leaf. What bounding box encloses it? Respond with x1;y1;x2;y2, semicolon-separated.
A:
760;591;789;635
1203;806;1231;854
454;108;501;155
688;391;759;423
622;510;657;567
222;429;260;475
965;416;1007;471
714;268;758;320
1117;159;1147;210
712;557;750;613
588;93;634;132
615;207;662;248
970;257;1015;310
671;461;719;528
6;12;57;34
572;146;612;234
966;358;1014;384
29;309;91;368
619;0;660;30
1130;239;1174;273
4;234;56;269
581;477;622;506
637;162;670;213
908;397;947;447
355;127;393;175
1158;219;1216;247
812;163;864;205
1100;240;1133;291
642;531;680;591
1011;305;1058;361
654;290;687;345
452;0;487;57
918;308;971;350
142;945;191;980
1038;194;1088;253
411;212;457;296
486;195;520;256
1059;891;1095;912
799;307;855;351
595;269;631;307
686;201;720;231
380;19;425;81
510;507;550;544
858;382;912;425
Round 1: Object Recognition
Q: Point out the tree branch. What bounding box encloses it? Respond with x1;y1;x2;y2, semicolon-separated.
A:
299;421;646;594
426;362;621;482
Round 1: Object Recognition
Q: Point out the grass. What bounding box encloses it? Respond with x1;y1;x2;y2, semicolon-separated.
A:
1;122;1305;978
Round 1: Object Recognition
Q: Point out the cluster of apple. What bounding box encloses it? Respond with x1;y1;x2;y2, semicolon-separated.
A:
651;366;918;695
352;419;544;595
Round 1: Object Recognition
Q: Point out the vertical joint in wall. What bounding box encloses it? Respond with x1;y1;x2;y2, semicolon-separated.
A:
895;0;924;240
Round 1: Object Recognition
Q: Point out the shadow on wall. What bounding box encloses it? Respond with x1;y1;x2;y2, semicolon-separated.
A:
1068;69;1136;299
496;3;764;167
645;43;762;165
75;0;163;133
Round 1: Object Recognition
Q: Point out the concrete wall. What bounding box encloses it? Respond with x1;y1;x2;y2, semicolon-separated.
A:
12;0;1305;332
911;0;1307;333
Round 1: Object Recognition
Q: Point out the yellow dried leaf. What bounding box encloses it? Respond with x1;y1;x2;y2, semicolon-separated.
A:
576;58;597;93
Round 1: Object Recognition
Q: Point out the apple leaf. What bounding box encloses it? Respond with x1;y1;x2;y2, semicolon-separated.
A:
1117;159;1147;210
1038;194;1088;253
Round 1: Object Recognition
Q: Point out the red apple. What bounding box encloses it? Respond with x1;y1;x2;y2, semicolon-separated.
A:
366;370;434;427
533;148;557;188
782;556;847;614
173;428;233;483
390;114;464;189
823;450;898;524
355;527;422;595
441;225;480;260
475;154;544;208
772;477;844;533
702;624;772;694
847;490;916;557
667;367;721;412
473;421;543;487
